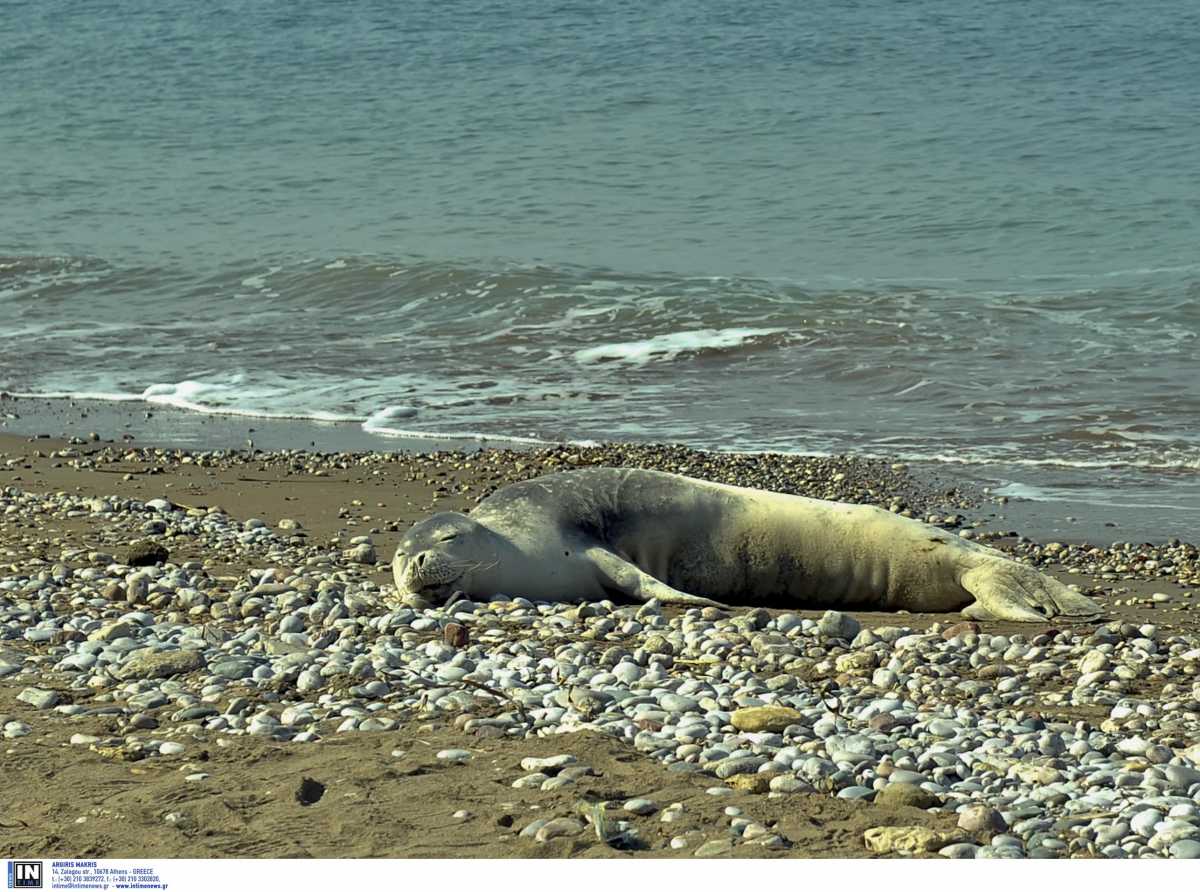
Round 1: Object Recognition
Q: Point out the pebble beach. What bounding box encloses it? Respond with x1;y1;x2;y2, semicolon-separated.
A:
2;419;1199;860
7;0;1200;870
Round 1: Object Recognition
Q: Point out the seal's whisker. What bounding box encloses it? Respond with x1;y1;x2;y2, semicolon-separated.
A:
461;558;498;574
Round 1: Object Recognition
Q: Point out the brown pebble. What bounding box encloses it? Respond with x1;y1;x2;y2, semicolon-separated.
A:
124;540;169;567
727;774;772;794
869;715;897;732
941;621;980;640
958;804;1008;834
978;664;1015;679
875;783;940;809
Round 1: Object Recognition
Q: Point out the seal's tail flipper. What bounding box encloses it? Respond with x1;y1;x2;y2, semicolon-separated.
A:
584;546;730;609
960;559;1102;623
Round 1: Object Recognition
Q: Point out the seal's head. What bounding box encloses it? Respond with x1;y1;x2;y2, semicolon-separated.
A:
391;512;493;609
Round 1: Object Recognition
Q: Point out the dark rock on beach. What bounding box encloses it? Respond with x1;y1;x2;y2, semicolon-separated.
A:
124;539;170;566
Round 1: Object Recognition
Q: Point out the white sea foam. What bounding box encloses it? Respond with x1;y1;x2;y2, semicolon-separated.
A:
989;481;1056;501
240;266;281;289
7;387;568;449
11;386;360;424
866;448;1200;474
361;404;420;433
991;481;1200;512
9;390;146;403
138;381;356;422
892;378;933;397
574;328;786;365
358;418;555;446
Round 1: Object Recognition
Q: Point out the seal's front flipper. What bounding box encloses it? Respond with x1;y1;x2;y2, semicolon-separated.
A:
583;547;729;609
960;559;1101;623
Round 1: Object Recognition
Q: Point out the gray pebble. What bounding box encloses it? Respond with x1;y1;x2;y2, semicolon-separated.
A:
694;838;734;857
1170;839;1200;859
17;687;58;709
623;798;658;816
816;610;860;640
714;756;766;779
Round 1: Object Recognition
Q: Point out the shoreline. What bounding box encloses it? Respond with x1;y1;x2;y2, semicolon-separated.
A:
2;394;1196;545
0;394;503;454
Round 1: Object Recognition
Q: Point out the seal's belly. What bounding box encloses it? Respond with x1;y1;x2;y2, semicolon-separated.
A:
657;537;884;607
613;492;968;609
614;507;866;607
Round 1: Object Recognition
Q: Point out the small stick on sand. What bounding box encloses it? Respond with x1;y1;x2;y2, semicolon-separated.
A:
456;677;529;721
397;666;528;721
235;476;333;483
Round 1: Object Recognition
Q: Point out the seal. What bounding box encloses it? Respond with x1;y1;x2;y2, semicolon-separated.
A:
390;468;1101;622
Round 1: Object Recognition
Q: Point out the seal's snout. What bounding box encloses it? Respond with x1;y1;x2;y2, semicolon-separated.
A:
392;543;463;611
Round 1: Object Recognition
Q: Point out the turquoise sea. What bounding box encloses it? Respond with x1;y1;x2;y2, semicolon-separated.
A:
2;0;1198;526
